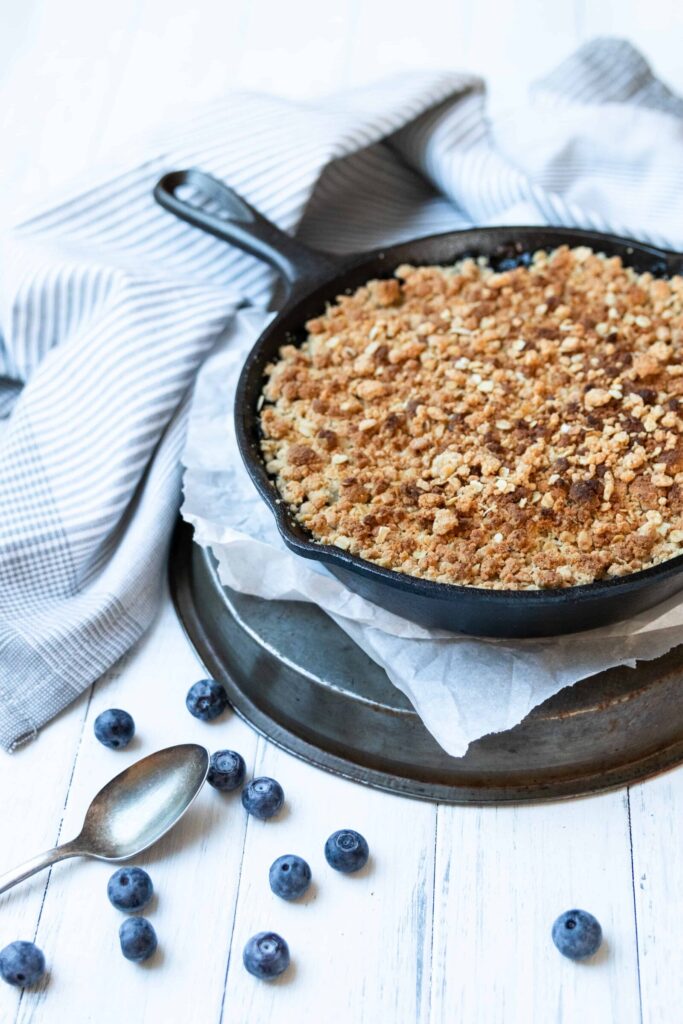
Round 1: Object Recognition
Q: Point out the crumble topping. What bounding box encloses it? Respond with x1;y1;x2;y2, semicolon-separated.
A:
259;246;683;589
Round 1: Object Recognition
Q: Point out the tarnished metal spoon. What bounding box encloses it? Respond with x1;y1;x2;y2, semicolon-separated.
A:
0;743;209;896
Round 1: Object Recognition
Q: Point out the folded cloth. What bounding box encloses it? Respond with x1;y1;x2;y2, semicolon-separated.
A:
1;36;682;751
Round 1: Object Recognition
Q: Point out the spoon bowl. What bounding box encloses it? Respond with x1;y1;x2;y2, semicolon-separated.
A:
0;744;210;895
79;743;210;860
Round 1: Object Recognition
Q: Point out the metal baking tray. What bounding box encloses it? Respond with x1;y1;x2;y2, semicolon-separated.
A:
169;520;683;803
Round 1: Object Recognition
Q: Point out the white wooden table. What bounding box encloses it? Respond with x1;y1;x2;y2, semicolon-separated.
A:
1;2;683;1021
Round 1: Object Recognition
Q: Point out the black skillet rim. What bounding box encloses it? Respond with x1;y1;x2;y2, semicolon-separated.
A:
235;223;683;610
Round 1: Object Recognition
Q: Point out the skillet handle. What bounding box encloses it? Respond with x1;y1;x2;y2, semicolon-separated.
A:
154;169;341;295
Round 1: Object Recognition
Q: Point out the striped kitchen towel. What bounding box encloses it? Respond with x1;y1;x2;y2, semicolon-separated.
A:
1;37;683;750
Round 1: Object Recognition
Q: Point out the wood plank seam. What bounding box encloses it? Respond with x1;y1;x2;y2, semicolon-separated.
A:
626;787;645;1024
425;805;440;1024
218;733;265;1024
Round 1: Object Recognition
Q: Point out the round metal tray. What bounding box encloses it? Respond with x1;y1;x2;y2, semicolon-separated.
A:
169;521;683;803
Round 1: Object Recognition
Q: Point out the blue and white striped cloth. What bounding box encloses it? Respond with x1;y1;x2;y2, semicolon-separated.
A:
2;37;683;750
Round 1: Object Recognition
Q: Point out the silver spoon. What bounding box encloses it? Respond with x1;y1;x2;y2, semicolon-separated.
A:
0;743;209;896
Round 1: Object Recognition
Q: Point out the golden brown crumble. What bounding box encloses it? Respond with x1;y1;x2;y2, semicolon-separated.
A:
259;247;683;589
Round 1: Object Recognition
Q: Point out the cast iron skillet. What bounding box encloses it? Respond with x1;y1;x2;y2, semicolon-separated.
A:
154;169;683;639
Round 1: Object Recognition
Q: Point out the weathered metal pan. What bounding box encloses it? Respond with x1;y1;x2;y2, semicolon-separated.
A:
169;521;683;803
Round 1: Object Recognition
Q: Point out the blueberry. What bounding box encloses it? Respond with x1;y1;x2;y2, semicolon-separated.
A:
208;749;246;791
324;829;369;873
241;777;284;820
94;709;135;749
119;917;157;963
185;679;228;721
269;855;311;901
0;941;46;988
107;867;154;912
552;909;603;960
243;932;290;980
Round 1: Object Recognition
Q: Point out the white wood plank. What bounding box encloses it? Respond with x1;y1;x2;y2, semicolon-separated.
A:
0;697;90;1024
346;0;584;114
101;0;360;159
346;0;474;92
0;0;144;225
13;593;259;1024
221;741;437;1023
430;793;642;1023
628;768;683;1024
226;0;362;98
98;0;252;155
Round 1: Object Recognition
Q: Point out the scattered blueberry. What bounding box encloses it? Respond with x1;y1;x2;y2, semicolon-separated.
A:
269;855;311;901
241;777;284;820
119;917;158;963
324;829;369;873
94;708;135;749
0;941;46;988
207;749;246;792
107;867;154;913
552;909;603;960
185;679;229;722
243;932;290;980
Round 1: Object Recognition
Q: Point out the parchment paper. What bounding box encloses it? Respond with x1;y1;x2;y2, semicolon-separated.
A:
182;311;683;756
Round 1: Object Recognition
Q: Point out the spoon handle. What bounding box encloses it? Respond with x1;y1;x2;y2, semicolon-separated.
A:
0;840;82;896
